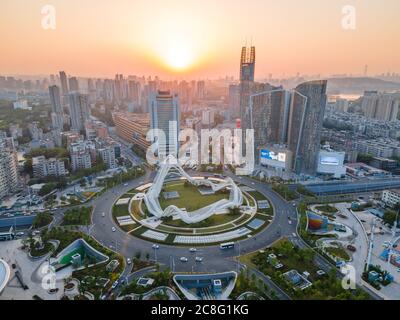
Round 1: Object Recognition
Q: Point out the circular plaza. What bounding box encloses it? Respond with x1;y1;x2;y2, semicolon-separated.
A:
111;160;274;246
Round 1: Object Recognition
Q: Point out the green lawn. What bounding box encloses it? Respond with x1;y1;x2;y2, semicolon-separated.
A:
162;211;242;229
112;203;130;218
325;246;350;261
239;238;369;300
315;205;338;214
62;207;92;226
158;181;229;212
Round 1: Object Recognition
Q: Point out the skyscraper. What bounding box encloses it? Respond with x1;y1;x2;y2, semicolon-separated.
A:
239;46;256;131
0;137;19;199
49;85;63;114
68;77;80;92
228;84;240;118
240;46;255;82
149;90;180;160
197;80;205;100
59;71;69;96
68;92;90;132
287;80;327;175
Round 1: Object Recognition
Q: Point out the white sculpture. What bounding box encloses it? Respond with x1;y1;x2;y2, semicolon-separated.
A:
141;156;243;224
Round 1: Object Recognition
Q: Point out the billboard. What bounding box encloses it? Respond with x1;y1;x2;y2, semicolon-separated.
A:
260;149;286;163
320;155;340;166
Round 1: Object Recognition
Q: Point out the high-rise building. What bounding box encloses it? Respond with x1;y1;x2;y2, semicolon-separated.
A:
68;77;80;92
68;92;90;132
49;85;63;114
49;85;64;130
197;81;205;100
251;86;293;151
149;90;180;159
128;80;141;110
240;46;255;82
362;92;399;122
228;84;240;118
288;80;327;175
0;138;19;199
239;46;256;131
59;71;69;96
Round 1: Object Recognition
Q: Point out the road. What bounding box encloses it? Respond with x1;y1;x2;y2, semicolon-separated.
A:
66;165;381;300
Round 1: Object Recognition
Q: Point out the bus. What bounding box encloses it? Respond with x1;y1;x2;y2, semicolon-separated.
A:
220;242;235;250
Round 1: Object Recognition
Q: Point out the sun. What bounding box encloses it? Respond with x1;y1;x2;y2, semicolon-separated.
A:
165;45;193;71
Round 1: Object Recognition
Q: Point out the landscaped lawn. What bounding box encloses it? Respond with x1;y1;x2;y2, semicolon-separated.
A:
62;207;92;226
162;211;242;229
158;181;229;212
113;203;130;218
325;246;350;261
239;238;369;300
315;205;338;214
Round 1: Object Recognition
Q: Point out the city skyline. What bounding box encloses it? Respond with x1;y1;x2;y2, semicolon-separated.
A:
1;0;400;78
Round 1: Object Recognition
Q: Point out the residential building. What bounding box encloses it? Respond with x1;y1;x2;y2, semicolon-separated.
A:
382;189;400;208
68;92;90;132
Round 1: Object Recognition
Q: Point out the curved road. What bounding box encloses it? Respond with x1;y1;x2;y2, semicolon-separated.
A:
89;169;298;275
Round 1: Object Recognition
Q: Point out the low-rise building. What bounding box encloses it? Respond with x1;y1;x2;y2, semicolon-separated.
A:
112;112;150;153
70;151;92;171
32;156;67;178
382;189;400;208
98;146;117;169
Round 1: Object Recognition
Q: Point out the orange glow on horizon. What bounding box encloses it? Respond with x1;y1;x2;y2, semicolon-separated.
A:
0;0;399;78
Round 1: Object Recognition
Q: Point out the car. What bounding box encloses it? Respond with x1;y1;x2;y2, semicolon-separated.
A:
16;232;25;237
180;257;188;262
152;244;160;249
195;257;203;262
111;281;119;289
288;220;292;225
127;258;132;265
189;248;197;253
123;183;129;187
112;227;116;232
102;212;106;217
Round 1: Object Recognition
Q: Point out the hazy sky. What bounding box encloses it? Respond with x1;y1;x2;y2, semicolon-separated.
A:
0;0;399;79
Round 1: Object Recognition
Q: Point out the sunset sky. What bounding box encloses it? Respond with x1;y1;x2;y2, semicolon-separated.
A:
0;0;399;79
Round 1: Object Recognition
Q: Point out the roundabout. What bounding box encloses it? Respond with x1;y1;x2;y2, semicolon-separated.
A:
89;166;300;274
111;160;274;246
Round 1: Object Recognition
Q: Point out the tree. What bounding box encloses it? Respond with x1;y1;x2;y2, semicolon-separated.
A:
357;153;373;164
383;210;398;227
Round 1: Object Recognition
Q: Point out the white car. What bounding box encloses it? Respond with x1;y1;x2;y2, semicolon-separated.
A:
111;281;119;289
124;183;129;187
180;257;188;262
152;244;160;249
127;258;132;265
189;248;197;253
112;227;116;232
102;212;106;217
195;257;203;262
